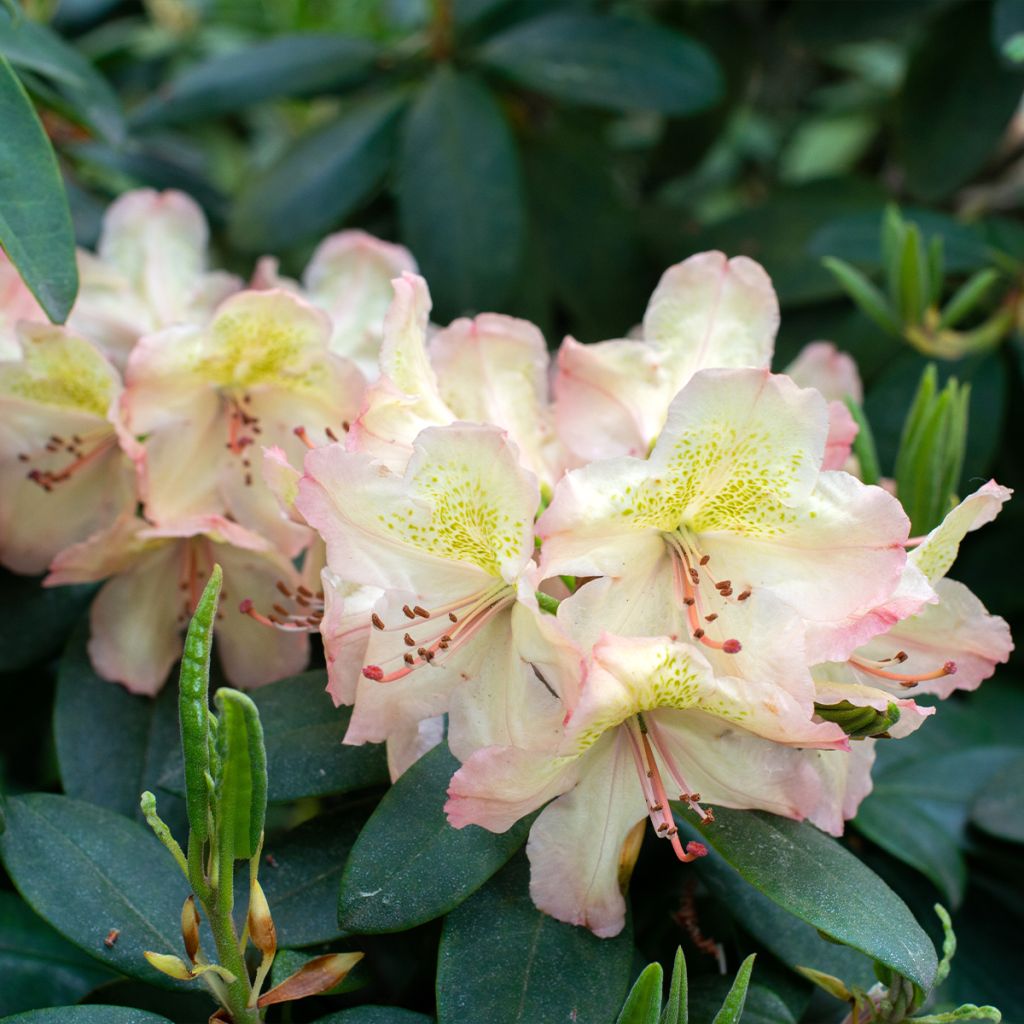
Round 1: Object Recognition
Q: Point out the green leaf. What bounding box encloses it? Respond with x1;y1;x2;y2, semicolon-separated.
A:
0;572;95;672
843;398;881;486
712;954;755;1024
661;948;687;1024
616;963;664;1024
688;980;796;1024
855;747;1021;905
0;891;116;1017
396;65;524;318
0;794;198;986
258;810;364;946
994;0;1024;64
160;670;389;803
939;269;1001;329
970;753;1024;843
337;743;530;933
213;688;266;861
436;853;634;1024
674;806;938;991
131;34;378;128
0;54;77;322
0;7;123;143
0;1009;174;1024
477;11;721;115
899;1;1024;201
231;90;404;253
821;257;901;335
310;1008;433;1023
54;621;184;833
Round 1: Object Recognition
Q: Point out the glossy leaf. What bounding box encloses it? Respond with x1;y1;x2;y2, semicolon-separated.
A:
231;90;404;252
616;963;663;1024
258;810;365;946
899;2;1024;201
0;891;116;1017
160;670;389;803
478;11;721;115
970;754;1024;843
0;7;123;143
396;65;524;318
131;34;378;127
54;621;184;833
0;1009;173;1024
436;854;634;1024
337;744;530;933
311;1008;433;1023
674;806;938;991
0;54;77;322
0;794;196;986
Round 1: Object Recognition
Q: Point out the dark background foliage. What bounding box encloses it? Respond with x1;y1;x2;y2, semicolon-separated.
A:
1;1;1023;1022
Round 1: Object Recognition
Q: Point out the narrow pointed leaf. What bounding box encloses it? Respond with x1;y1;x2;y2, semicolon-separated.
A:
821;257;900;335
257;952;364;1007
616;963;663;1024
712;955;756;1024
661;948;688;1024
0;54;77;321
213;688;266;861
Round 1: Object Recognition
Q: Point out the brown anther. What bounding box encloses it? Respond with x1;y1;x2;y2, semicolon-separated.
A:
704;808;715;822
404;633;416;646
693;628;705;640
650;803;663;812
657;822;670;833
699;554;710;565
438;641;449;650
737;590;751;601
720;588;733;597
17;453;28;462
666;827;679;837
341;420;350;431
252;425;261;435
371;613;386;630
689;568;700;584
403;605;416;619
705;613;718;622
715;580;732;591
297;585;313;598
72;434;83;444
683;597;695;606
275;581;293;597
449;612;458;622
895;651;908;663
417;647;428;657
272;604;289;616
690;793;701;802
244;473;252;486
413;605;430;618
404;653;415;665
325;427;339;442
295;594;310;607
423;650;435;662
50;435;63;445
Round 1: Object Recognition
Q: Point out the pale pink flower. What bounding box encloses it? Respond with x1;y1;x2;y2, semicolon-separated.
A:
446;634;849;938
0;251;48;360
349;274;563;488
46;514;308;694
68;189;240;369
0;324;135;574
554;251;779;463
296;422;576;758
538;368;910;672
121;288;364;555
784;341;863;404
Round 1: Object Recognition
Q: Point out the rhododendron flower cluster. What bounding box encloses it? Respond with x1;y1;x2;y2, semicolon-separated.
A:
1;189;1012;939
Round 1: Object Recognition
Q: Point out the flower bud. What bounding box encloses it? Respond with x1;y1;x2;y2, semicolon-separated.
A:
248;877;276;958
181;894;200;963
144;950;194;981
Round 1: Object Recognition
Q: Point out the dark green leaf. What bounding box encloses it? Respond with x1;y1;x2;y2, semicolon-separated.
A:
338;744;529;933
0;574;95;672
131;34;378;128
477;12;721;115
436;853;634;1024
160;670;389;803
0;1009;173;1024
616;963;663;1024
0;891;116;1017
0;7;123;143
54;621;184;834
970;754;1024;843
396;66;524;318
899;1;1024;201
231;90;405;252
674;807;937;991
0;54;77;321
259;810;365;946
311;1008;433;1023
856;747;1021;905
0;794;197;986
77;979;214;1022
